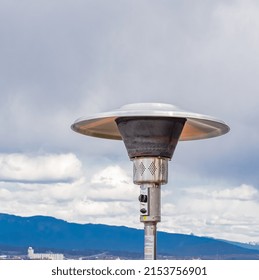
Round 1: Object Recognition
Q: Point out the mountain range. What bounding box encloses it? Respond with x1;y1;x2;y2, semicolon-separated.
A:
1;213;259;259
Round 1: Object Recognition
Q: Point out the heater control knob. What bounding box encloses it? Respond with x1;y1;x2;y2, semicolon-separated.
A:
140;208;147;214
139;194;148;203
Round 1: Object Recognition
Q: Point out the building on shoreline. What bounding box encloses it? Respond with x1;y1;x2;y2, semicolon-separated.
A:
27;247;64;260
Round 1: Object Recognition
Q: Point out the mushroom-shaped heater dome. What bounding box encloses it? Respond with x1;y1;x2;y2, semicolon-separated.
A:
71;103;230;141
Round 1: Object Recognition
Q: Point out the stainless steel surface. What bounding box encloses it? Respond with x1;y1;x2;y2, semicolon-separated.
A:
115;116;186;159
133;157;168;185
139;183;161;223
144;222;157;260
71;103;230;141
138;180;161;260
139;185;149;216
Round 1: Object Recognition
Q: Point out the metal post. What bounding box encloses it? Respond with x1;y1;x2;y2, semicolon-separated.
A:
133;157;167;260
144;222;157;260
141;184;161;260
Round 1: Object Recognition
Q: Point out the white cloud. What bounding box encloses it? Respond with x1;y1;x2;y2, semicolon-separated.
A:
89;165;137;201
181;184;259;201
0;153;82;182
160;183;259;242
0;187;12;200
1;156;259;242
0;158;139;228
211;184;259;201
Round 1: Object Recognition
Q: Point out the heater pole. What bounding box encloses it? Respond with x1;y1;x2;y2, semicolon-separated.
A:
133;158;165;260
141;183;161;260
144;222;157;260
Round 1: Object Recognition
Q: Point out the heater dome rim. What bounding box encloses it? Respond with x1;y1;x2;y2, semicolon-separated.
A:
71;103;230;141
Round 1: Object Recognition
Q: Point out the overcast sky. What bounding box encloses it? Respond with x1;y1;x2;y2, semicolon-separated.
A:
1;0;259;243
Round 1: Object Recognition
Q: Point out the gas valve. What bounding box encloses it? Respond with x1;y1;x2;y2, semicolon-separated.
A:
139;185;149;216
139;194;148;203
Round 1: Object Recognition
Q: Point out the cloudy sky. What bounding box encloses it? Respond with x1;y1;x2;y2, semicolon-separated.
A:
1;0;259;243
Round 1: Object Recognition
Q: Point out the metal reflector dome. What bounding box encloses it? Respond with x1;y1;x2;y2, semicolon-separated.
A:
71;103;230;141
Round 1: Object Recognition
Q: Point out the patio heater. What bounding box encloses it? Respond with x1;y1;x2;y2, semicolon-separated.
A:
71;103;229;260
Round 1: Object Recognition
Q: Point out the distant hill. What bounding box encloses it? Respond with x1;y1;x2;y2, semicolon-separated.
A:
221;239;259;251
1;213;259;259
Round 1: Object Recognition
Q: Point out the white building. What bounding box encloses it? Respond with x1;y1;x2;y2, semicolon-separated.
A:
27;247;64;260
